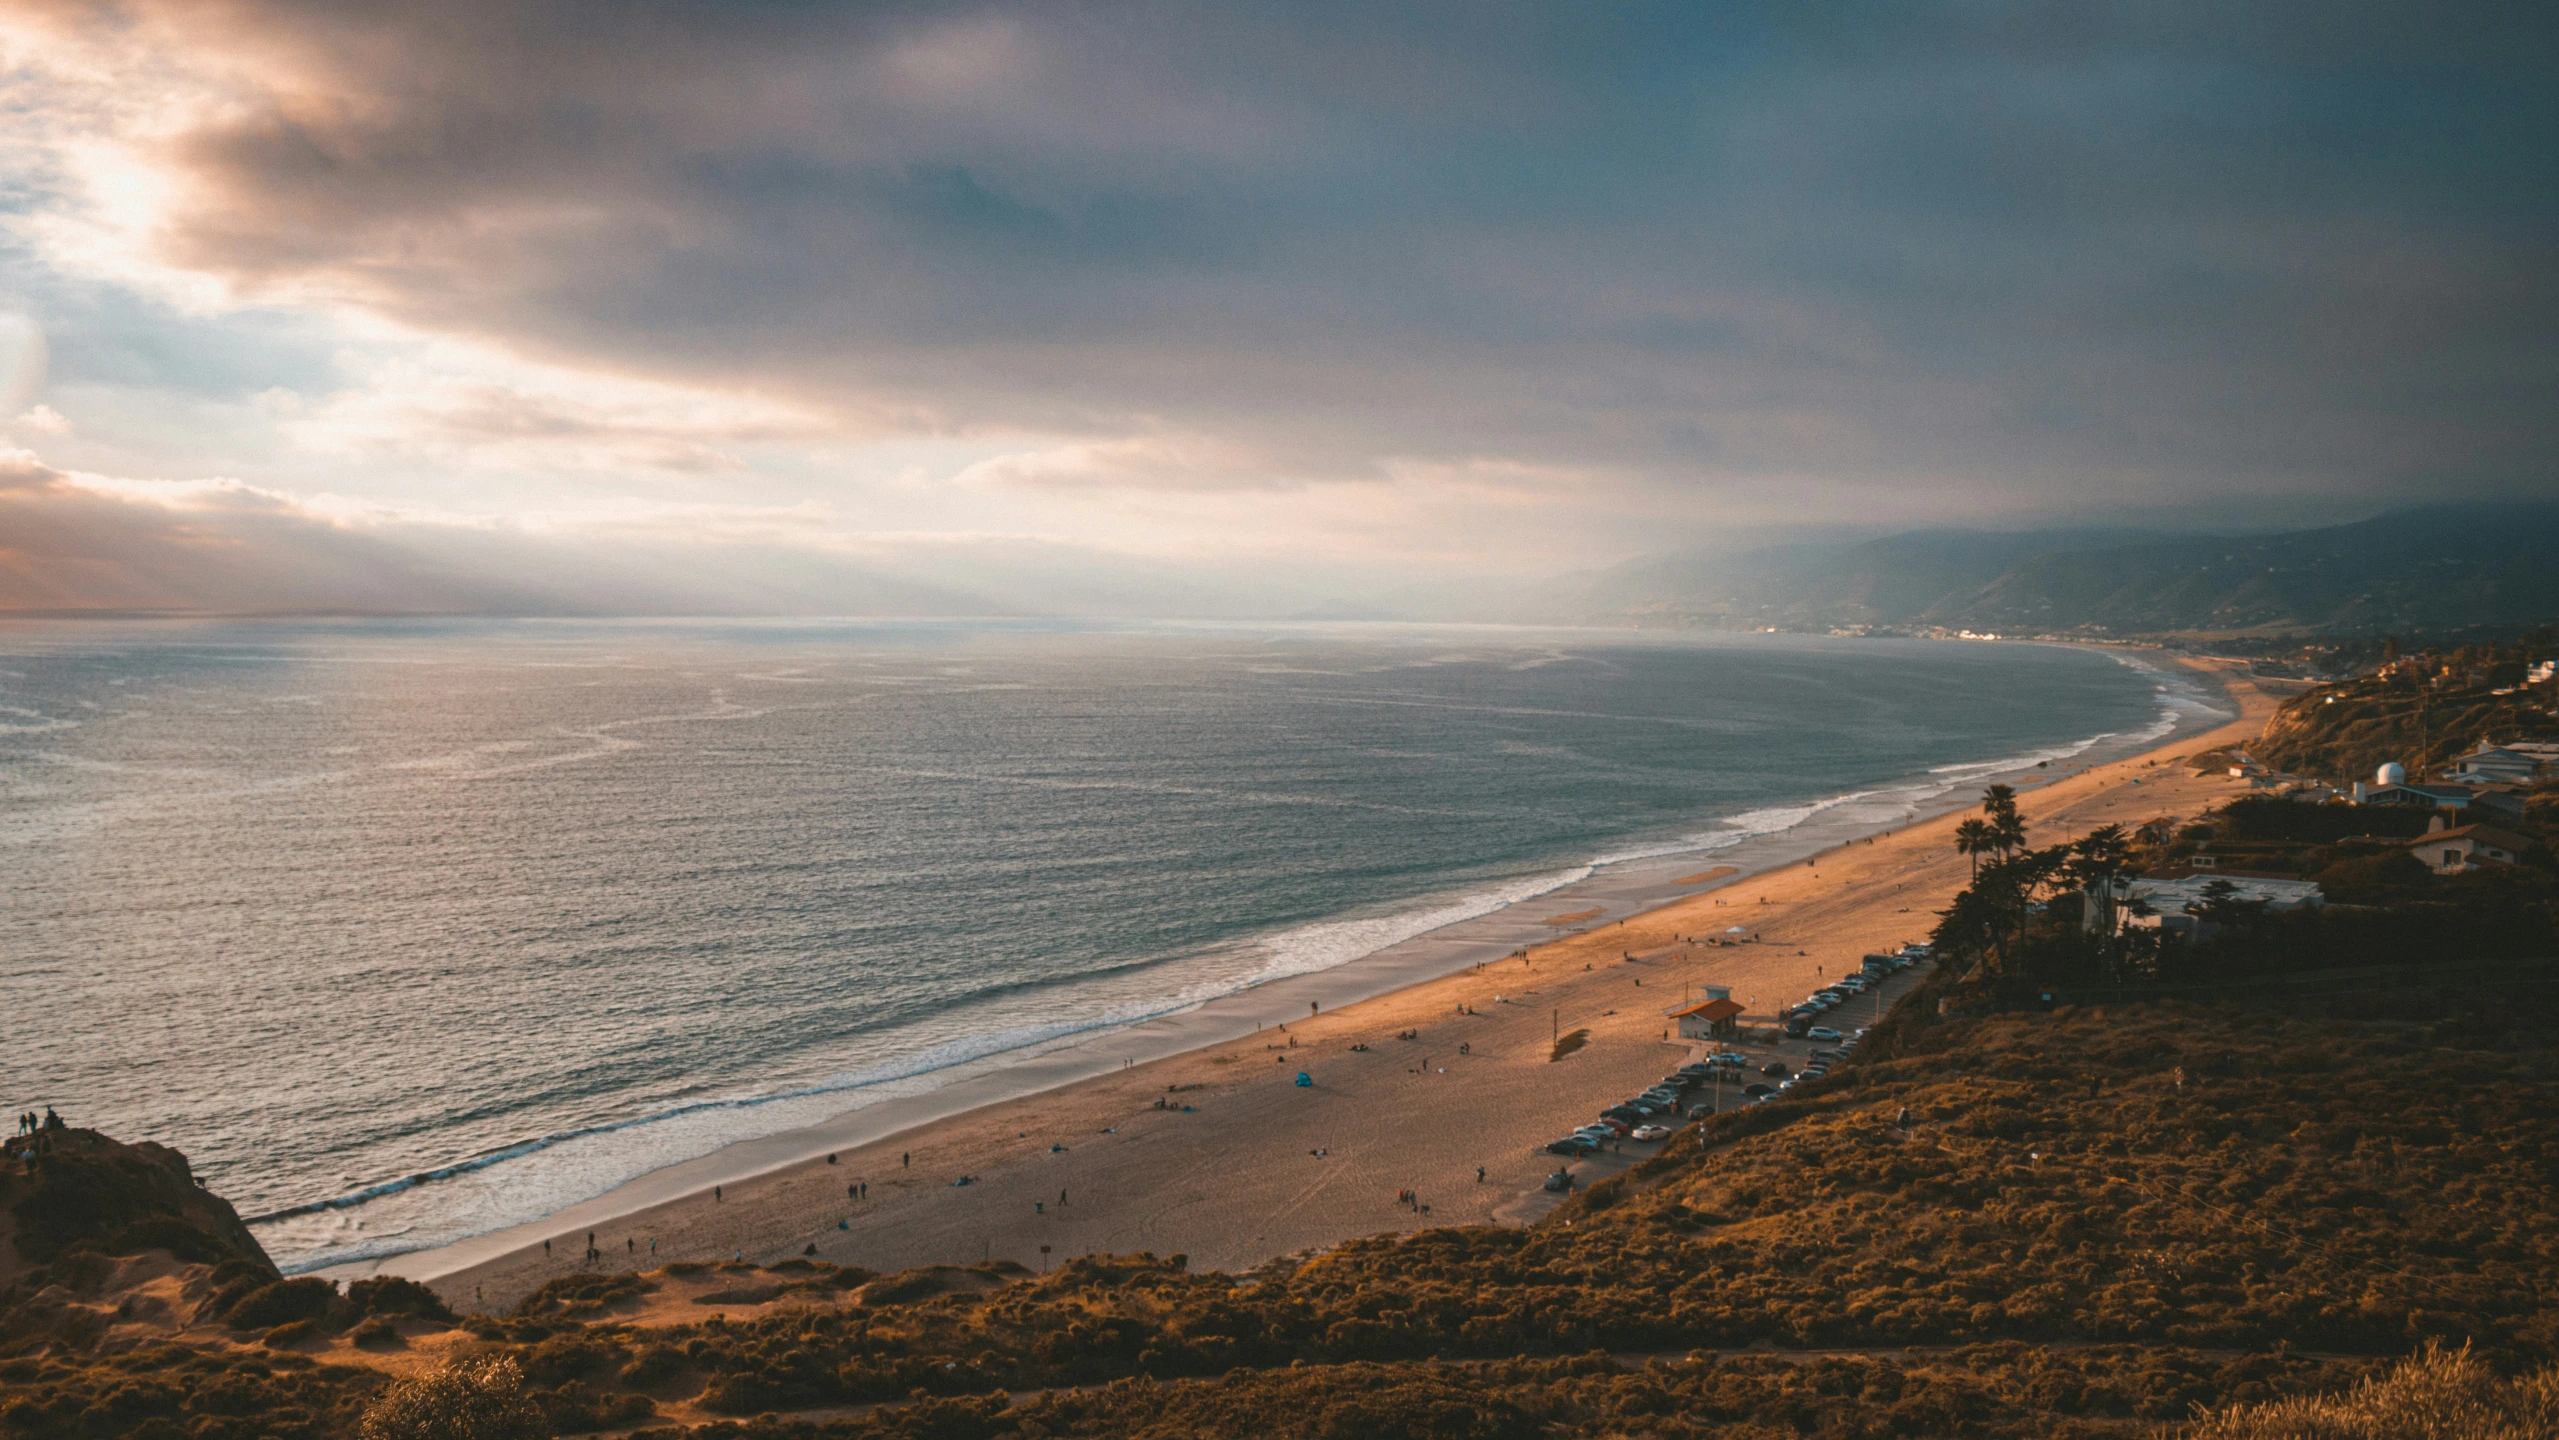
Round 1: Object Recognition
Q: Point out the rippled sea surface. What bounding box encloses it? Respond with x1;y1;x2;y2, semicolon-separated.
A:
1;620;2192;1269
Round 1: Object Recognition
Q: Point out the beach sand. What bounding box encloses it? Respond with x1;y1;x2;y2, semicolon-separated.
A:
418;658;2279;1313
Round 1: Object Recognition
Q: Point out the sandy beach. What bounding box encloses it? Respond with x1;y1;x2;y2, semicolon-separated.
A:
406;657;2279;1314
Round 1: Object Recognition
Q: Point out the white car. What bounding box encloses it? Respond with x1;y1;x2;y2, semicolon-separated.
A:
1807;1026;1843;1042
1630;1124;1671;1141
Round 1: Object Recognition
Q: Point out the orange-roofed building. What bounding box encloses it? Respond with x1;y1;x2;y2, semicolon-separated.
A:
1670;997;1744;1040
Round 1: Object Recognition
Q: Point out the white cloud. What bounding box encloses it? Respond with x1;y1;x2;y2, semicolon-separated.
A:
272;350;832;476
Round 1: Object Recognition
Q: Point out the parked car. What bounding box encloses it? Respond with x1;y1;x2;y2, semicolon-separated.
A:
1630;1124;1671;1141
1545;1137;1596;1156
1742;1083;1774;1098
1807;1026;1843;1042
1543;1169;1575;1191
1761;1061;1789;1077
1783;1020;1811;1039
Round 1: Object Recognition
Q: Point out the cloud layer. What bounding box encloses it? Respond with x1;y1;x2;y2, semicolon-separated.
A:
2;1;2555;612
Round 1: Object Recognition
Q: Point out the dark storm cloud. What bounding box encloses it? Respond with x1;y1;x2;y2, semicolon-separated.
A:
55;0;2559;510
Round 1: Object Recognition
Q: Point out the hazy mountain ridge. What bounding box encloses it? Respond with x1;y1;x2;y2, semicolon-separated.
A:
1576;504;2559;636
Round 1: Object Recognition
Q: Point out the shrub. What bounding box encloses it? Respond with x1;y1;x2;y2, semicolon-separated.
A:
348;1275;458;1324
358;1354;548;1440
223;1277;335;1331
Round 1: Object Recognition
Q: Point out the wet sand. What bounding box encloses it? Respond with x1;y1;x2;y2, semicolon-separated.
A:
402;658;2276;1313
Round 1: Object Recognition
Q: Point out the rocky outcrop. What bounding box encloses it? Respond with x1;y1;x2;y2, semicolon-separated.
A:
2;1127;274;1298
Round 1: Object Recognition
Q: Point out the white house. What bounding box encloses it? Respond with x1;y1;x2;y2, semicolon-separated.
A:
2443;741;2549;785
2090;873;2325;942
2408;822;2534;875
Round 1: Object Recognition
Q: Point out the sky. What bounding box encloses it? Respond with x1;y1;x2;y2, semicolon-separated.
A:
1;1;2554;616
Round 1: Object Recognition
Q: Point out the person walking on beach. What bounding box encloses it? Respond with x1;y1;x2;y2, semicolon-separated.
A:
543;1239;551;1257
714;1185;722;1201
902;1152;910;1168
1060;1188;1068;1206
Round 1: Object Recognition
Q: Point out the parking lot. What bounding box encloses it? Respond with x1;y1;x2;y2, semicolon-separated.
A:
1525;947;1937;1207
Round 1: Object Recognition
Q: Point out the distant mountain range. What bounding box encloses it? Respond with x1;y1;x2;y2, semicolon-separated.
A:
1564;502;2559;637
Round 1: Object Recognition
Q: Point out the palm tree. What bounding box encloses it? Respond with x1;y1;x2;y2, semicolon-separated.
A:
1954;818;1995;879
1981;784;2027;855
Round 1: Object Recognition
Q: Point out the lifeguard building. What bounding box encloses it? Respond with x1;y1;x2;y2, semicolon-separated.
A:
1670;996;1744;1041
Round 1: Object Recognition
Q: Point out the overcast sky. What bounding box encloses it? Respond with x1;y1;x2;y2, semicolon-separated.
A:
2;1;2553;614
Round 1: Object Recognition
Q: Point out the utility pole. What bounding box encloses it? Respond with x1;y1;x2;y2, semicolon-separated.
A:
1552;1009;1559;1044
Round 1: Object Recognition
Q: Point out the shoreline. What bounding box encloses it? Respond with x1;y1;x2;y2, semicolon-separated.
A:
328;656;2258;1305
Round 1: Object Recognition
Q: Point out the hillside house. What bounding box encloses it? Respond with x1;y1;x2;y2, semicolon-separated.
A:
2090;873;2325;942
2443;742;2551;785
2408;822;2535;875
2353;779;2529;821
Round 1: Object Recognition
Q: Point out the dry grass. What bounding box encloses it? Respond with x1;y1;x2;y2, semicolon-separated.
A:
2178;1344;2559;1440
8;967;2554;1438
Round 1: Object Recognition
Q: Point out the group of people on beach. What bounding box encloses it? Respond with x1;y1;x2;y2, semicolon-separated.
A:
13;1108;63;1134
544;1232;655;1268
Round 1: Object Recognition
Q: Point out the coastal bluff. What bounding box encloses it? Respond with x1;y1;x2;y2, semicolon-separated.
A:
6;955;2556;1438
2;1126;274;1290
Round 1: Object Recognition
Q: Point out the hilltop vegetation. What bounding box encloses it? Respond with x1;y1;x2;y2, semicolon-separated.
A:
2255;636;2559;783
9;937;2558;1437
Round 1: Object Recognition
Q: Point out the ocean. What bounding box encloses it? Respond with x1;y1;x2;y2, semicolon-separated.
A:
0;619;2220;1272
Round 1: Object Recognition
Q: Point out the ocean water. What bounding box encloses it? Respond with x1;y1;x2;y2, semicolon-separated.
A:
0;620;2212;1271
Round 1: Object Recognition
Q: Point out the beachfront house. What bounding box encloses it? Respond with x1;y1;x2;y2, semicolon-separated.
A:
2408;821;2535;875
1670;997;1744;1041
